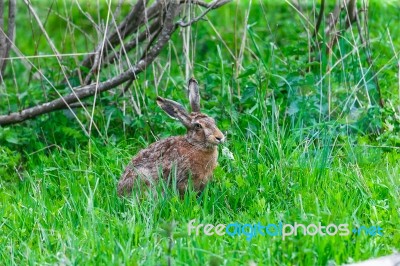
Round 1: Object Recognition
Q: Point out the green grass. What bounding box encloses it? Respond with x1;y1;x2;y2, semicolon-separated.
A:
1;120;399;265
1;0;400;265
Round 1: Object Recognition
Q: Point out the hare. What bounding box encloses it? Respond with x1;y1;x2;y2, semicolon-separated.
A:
117;78;225;197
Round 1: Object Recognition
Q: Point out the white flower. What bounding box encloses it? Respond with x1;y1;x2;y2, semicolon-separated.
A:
222;146;234;160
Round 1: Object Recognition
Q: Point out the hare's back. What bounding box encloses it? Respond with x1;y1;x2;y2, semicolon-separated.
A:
131;136;187;166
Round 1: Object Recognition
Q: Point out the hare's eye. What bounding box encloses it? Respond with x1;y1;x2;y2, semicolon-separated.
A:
194;123;202;129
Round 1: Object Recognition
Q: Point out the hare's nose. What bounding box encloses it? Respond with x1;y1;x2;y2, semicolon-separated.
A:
215;136;224;143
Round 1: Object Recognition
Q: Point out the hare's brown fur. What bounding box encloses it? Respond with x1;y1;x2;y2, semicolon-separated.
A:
117;78;224;197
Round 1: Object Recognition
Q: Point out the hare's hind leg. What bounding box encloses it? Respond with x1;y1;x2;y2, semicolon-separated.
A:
117;166;156;198
117;166;143;196
117;172;136;196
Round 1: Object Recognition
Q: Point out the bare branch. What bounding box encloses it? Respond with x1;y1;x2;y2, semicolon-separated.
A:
0;1;180;126
313;0;325;38
0;67;138;125
325;0;359;54
140;1;180;62
345;0;357;27
105;17;161;67
81;0;149;70
325;0;343;37
0;0;231;126
0;0;6;74
180;0;231;9
109;0;149;43
0;0;16;77
81;0;231;72
1;0;15;74
177;0;231;27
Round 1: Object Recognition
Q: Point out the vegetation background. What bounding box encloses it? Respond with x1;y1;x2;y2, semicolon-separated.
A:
0;0;399;265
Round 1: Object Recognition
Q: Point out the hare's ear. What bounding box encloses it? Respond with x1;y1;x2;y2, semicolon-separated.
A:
188;77;200;113
156;96;192;128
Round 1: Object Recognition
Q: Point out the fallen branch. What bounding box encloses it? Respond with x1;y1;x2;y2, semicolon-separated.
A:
81;0;230;82
0;0;231;126
105;17;161;67
81;0;149;70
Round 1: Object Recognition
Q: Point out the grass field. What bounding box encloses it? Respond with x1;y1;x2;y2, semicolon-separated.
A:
1;0;400;265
